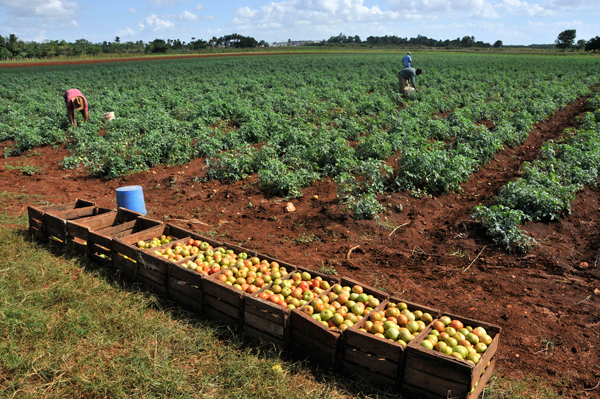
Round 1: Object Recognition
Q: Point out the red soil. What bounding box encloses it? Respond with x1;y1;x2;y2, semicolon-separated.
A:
0;96;599;396
0;52;314;69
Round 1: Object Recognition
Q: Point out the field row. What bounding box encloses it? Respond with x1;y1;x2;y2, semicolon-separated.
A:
2;53;600;221
473;91;600;252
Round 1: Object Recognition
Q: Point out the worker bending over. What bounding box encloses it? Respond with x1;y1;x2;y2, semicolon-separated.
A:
398;67;423;96
64;88;89;126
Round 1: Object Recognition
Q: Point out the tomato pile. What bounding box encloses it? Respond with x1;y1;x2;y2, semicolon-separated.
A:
257;271;332;309
217;260;288;293
419;316;492;364
136;235;175;249
301;284;381;331
359;301;434;346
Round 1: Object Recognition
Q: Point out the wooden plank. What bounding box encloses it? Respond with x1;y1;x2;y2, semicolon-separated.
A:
290;308;340;348
290;328;339;370
169;263;203;287
202;278;244;306
342;361;397;390
203;294;241;321
116;224;166;246
244;311;285;337
244;296;289;324
90;253;111;267
403;367;470;398
167;286;202;315
168;277;202;299
404;347;472;385
29;218;43;231
68;237;88;253
96;220;138;236
343;348;398;378
244;303;288;325
203;305;239;327
344;329;403;361
135;274;168;297
467;356;495;399
243;324;286;348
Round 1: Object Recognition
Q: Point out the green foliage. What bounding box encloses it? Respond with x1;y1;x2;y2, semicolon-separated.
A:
258;159;318;199
2;52;600;221
471;205;534;253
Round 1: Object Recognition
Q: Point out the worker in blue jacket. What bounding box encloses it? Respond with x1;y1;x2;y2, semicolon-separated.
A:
402;51;412;68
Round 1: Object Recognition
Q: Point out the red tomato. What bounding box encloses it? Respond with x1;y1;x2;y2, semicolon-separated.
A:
210;266;220;275
450;320;464;331
299;281;310;291
258;292;269;300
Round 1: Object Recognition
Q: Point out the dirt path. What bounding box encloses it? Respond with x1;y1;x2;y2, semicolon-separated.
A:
1;95;599;396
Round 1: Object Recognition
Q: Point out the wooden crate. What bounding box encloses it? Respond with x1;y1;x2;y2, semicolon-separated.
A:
164;225;230;315
42;204;112;244
243;267;340;350
289;277;388;371
27;199;96;242
66;208;143;254
87;216;163;267
202;250;296;327
402;313;502;399
342;297;441;391
112;222;228;300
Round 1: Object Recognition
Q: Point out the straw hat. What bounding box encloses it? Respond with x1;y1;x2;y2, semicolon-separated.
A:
407;51;411;55
72;96;85;111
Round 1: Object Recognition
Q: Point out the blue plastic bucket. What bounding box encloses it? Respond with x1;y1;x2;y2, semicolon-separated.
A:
116;185;147;216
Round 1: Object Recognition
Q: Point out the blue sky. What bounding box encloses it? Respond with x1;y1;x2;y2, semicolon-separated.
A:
1;0;599;46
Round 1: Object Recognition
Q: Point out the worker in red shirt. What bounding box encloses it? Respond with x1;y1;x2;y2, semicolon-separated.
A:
63;88;89;125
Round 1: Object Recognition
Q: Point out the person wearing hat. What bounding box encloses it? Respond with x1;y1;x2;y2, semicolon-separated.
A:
63;88;89;125
402;51;412;68
398;67;423;96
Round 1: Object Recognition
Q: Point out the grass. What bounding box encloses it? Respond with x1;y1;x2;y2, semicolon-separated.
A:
0;191;568;398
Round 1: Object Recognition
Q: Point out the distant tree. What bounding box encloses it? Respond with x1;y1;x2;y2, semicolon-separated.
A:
493;40;503;48
461;36;475;47
114;36;120;44
585;36;600;52
575;39;587;50
146;39;169;53
555;29;576;49
354;35;361;43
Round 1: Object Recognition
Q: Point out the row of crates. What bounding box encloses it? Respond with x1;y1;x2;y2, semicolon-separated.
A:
27;199;501;399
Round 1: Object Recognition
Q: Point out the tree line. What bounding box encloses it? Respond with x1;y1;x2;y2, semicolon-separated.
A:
1;29;598;60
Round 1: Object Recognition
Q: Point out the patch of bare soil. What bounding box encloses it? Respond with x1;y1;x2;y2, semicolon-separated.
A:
0;96;599;396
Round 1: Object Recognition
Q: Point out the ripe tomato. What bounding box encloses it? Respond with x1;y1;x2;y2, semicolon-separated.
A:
298;281;310;292
258;292;269;300
210;266;220;275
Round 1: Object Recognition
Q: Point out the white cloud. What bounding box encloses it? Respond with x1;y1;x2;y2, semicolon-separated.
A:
148;0;193;6
117;27;137;37
498;0;554;17
543;0;600;11
194;4;205;11
179;10;197;21
232;0;401;31
0;0;80;21
139;13;175;31
389;0;499;19
129;7;139;13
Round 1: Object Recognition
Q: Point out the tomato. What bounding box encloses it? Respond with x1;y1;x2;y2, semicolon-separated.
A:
298;281;310;292
450;319;464;331
258;292;269;300
217;274;227;282
210;266;220;275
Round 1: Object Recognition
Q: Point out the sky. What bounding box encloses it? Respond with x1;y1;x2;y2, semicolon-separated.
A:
0;0;599;46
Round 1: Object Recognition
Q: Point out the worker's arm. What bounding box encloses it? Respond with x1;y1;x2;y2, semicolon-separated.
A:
83;110;89;122
410;75;416;89
67;108;75;125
